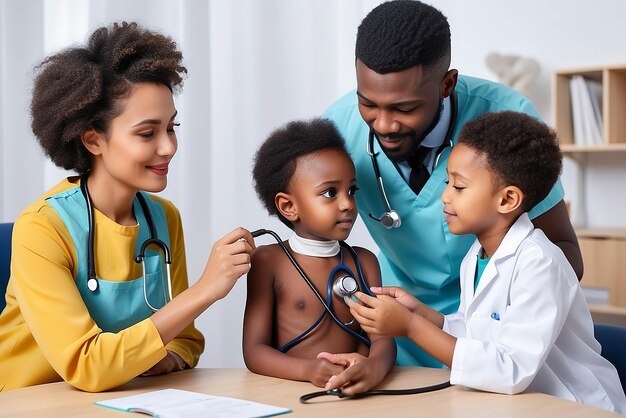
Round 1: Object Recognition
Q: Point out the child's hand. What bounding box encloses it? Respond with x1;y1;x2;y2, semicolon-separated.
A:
370;286;420;313
348;291;414;338
317;352;385;395
305;357;346;388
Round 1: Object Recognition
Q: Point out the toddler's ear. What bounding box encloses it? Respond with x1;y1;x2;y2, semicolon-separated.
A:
275;192;299;222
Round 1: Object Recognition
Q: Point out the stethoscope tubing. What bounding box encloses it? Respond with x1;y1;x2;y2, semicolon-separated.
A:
299;380;452;403
251;229;373;349
280;249;369;352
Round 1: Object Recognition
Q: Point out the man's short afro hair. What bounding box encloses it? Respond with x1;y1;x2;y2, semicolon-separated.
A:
252;118;350;229
458;111;563;212
356;0;451;74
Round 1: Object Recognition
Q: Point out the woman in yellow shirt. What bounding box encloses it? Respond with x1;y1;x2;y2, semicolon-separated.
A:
0;22;255;392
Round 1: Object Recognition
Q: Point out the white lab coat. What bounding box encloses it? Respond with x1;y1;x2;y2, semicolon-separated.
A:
443;213;626;414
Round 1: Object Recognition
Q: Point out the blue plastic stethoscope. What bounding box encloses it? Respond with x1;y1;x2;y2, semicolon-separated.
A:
250;228;451;402
80;173;172;312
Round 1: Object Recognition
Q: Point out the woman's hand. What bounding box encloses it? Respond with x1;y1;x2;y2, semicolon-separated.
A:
141;350;186;377
151;227;256;346
200;227;256;301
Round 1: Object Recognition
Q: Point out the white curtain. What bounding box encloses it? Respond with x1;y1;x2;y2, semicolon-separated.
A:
0;0;380;367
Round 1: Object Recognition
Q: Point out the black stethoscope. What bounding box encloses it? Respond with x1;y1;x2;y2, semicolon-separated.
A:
250;228;451;401
251;229;374;351
80;173;173;312
367;90;458;229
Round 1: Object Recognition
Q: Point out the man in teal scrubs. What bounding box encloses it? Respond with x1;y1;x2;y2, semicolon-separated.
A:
323;0;583;367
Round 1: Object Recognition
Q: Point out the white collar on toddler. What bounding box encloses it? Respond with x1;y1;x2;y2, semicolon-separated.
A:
288;232;340;258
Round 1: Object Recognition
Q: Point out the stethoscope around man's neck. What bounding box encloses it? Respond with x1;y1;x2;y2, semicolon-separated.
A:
80;173;173;312
367;90;458;229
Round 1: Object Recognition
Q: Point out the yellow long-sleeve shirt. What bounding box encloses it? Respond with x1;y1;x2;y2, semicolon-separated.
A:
0;178;204;392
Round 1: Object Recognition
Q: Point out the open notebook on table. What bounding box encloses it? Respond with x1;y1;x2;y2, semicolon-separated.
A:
95;388;291;418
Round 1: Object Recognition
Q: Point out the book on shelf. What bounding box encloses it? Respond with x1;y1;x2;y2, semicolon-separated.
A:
95;388;292;418
569;75;604;146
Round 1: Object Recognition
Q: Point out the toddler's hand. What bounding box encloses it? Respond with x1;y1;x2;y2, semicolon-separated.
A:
319;353;384;395
306;357;346;388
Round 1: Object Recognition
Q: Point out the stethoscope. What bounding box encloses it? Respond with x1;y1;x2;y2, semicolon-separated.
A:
251;229;373;351
367;90;458;229
250;228;451;401
80;174;173;312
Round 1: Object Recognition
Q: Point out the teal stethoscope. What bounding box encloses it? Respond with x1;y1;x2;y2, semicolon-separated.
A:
80;173;173;312
367;90;457;229
250;228;451;402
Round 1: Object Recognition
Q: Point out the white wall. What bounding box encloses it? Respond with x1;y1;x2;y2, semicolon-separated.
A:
1;1;625;368
431;0;626;229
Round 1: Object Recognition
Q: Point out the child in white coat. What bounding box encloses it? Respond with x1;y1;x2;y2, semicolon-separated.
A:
335;111;626;413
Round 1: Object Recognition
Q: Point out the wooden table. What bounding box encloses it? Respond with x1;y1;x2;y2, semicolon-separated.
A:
0;367;620;417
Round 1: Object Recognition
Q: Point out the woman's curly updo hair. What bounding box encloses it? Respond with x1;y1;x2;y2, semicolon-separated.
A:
30;21;187;174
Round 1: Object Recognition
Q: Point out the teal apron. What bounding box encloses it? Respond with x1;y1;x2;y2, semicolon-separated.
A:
46;185;171;333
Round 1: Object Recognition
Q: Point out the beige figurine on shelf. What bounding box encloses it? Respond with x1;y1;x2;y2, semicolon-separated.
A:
486;52;540;97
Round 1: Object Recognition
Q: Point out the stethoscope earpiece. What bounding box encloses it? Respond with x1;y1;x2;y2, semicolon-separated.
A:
87;277;98;292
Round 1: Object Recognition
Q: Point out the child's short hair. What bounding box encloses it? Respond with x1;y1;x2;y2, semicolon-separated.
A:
457;111;563;212
252;118;349;229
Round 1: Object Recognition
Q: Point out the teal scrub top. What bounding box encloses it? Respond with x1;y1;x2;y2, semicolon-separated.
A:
323;75;564;366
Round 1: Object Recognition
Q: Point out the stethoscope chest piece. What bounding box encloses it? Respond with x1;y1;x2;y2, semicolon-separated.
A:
332;274;358;305
380;210;401;229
